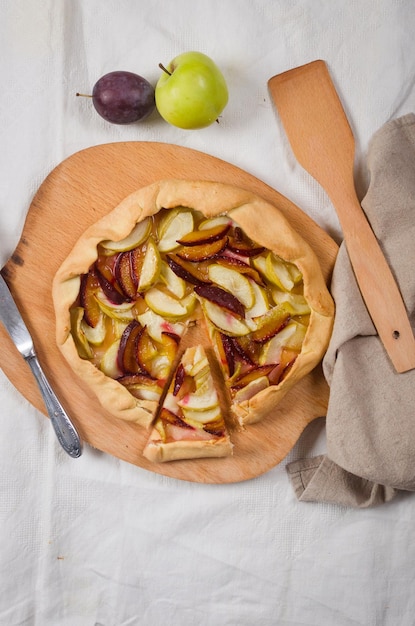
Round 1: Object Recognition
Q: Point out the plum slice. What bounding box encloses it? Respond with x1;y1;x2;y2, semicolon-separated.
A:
250;305;291;343
176;236;228;262
80;271;101;328
219;333;236;376
268;349;299;385
195;283;245;318
94;264;127;305
227;227;265;257
166;254;210;286
114;251;137;299
136;326;158;375
214;255;264;285
172;363;196;399
231;364;276;390
136;327;179;379
176;222;231;246
117;373;158;386
228;336;256;365
95;252;117;284
117;372;162;402
117;319;145;374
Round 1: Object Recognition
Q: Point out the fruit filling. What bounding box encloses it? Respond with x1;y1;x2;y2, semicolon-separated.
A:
152;346;226;445
69;207;311;410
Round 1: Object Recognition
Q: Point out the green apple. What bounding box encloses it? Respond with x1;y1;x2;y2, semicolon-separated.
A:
155;51;229;129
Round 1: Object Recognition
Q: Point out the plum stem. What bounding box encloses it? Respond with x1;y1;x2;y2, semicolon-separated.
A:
76;93;93;98
158;63;172;76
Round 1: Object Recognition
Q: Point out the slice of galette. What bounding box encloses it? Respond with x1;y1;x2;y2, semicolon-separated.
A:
143;345;232;462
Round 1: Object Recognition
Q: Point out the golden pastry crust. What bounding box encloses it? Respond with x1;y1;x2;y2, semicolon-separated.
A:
143;434;233;463
53;179;334;431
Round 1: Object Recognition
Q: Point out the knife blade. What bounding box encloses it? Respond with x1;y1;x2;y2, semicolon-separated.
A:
0;273;82;457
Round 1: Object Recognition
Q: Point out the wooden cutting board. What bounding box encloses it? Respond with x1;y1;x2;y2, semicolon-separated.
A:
0;142;338;483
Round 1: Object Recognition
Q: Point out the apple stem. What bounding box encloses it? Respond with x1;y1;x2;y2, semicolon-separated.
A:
158;63;172;76
76;93;93;98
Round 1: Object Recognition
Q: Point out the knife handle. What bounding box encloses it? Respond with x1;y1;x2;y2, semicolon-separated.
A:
26;352;82;458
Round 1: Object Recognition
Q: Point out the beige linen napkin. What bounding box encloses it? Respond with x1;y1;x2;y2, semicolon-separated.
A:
286;113;415;508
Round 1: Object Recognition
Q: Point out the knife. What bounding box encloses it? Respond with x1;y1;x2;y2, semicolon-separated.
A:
0;273;82;457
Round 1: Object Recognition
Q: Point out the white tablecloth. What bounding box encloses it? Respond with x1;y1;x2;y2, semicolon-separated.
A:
1;2;415;624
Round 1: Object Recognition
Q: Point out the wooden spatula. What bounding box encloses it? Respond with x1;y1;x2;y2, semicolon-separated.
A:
268;60;415;373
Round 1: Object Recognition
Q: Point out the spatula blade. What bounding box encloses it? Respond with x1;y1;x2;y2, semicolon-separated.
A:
268;60;415;373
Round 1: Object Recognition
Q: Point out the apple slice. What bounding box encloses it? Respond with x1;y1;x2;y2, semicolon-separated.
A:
199;298;250;336
245;280;270;330
181;404;222;424
183;345;210;380
264;253;296;292
283;320;308;351
233;376;270;404
166;254;209;286
177;383;219;412
251;304;291;343
271;289;311;316
81;312;107;345
199;215;232;230
101;217;152;252
159;260;186;298
100;339;123;378
258;322;304;365
110;318;130;340
95;290;135;321
137;237;162;292
155;407;195;437
207;264;255;310
177;222;231;246
158;209;194;252
176;236;228;262
117;373;162;401
70;307;94;359
136;327;179;379
195;284;245;318
144;287;195;319
136;308;185;342
214;255;264;285
286;262;303;285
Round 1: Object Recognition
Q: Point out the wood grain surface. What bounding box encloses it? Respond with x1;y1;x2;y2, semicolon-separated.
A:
0;142;338;483
268;60;415;373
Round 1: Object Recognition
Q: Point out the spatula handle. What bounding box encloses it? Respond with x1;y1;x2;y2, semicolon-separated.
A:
331;184;415;373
